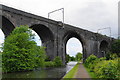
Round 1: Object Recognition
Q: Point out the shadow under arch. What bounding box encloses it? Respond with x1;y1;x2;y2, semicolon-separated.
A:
30;24;55;59
1;16;15;37
99;40;109;57
30;24;54;43
63;30;87;63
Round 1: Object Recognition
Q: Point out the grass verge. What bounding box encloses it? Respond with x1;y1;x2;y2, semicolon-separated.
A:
83;64;96;78
63;63;79;78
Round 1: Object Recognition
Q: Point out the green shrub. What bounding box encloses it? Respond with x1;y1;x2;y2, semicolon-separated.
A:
109;53;118;60
106;52;118;60
66;54;70;63
94;59;119;79
75;52;82;61
45;56;63;67
111;40;120;57
53;56;63;67
84;54;98;71
99;57;106;61
45;61;55;67
45;56;51;61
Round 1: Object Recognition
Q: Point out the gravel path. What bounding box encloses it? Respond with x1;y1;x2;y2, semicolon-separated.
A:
74;63;91;79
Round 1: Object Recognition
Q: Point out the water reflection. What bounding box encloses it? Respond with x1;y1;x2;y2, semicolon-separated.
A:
2;61;77;78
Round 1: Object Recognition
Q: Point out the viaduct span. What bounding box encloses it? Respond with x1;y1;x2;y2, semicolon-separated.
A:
0;5;113;64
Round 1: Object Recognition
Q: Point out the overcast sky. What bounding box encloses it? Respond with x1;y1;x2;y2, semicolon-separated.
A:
0;0;119;56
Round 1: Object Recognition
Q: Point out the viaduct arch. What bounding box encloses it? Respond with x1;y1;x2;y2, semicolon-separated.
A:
99;40;109;57
30;24;54;59
63;31;86;63
2;16;15;37
0;5;114;64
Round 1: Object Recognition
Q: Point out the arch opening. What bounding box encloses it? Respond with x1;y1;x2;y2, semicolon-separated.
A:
30;24;54;43
66;37;83;62
30;24;54;60
0;16;15;51
31;30;42;46
0;29;5;52
2;16;15;37
63;31;85;63
100;40;109;57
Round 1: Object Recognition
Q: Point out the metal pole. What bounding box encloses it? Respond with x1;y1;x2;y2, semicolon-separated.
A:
97;27;111;38
62;8;64;28
48;8;64;27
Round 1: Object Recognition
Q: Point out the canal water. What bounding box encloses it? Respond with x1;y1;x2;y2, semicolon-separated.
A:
2;61;77;78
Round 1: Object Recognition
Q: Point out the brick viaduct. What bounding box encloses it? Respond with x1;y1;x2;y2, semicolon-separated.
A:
0;5;113;64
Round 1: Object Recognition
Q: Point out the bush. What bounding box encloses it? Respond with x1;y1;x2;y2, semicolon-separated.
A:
66;54;70;63
45;56;63;67
53;56;63;67
94;59;119;79
84;54;98;71
111;40;120;57
45;56;51;61
106;52;118;60
75;52;82;61
99;57;106;61
45;61;55;67
109;53;118;60
84;54;119;79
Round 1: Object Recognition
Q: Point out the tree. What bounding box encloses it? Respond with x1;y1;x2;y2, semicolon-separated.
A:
76;52;82;61
2;25;45;72
35;46;46;68
111;40;120;57
66;54;70;63
53;56;62;67
70;56;76;61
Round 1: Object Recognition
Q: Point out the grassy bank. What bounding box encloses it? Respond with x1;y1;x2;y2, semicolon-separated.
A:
63;63;79;78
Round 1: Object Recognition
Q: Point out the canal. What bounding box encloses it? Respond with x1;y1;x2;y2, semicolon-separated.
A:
2;61;77;78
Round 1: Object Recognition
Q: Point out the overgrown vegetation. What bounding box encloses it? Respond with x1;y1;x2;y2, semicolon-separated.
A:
45;56;63;67
111;40;120;57
84;54;119;79
53;56;63;67
66;54;76;63
75;52;82;62
94;59;119;79
84;54;98;72
66;54;70;63
66;52;83;63
84;39;120;79
2;26;63;73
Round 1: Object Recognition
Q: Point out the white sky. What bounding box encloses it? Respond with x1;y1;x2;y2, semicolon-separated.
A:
0;0;119;56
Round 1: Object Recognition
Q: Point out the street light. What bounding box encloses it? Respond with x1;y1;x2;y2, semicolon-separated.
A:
97;27;111;38
48;8;64;28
